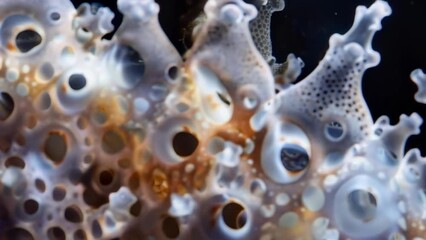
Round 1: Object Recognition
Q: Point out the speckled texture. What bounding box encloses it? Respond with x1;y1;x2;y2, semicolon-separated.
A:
0;0;425;239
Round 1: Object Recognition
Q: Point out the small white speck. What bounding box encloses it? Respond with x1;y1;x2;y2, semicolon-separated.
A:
185;164;195;173
22;64;30;74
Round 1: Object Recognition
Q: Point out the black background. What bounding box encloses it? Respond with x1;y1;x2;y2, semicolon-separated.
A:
70;0;426;155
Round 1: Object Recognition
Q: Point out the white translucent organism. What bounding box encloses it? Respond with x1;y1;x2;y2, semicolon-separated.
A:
0;0;424;239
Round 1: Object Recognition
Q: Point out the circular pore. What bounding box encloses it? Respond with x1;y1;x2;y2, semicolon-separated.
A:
172;131;199;157
333;175;398;238
280;143;310;172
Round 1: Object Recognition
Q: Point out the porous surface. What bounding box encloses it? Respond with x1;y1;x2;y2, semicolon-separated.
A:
0;0;425;240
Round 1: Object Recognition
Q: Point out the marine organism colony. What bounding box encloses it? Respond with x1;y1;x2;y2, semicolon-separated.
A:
0;0;425;239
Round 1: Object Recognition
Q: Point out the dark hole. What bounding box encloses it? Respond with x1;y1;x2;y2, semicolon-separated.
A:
15;30;42;53
47;227;65;240
43;131;67;165
116;45;145;88
387;150;397;160
221;202;247;230
68;74;87;90
64;205;83;223
50;12;61;21
52;186;66;201
101;130;125;154
280;143;309;172
82;187;108;208
73;229;87;240
5;156;25;169
162;216;180;239
23;199;39;215
168;66;178;80
347;189;377;222
216;92;231;105
172;131;199;157
99;169;114;186
39;92;52;110
69;169;82;185
4;228;34;240
91;220;103;238
0;92;14;121
35;178;46;193
129;199;142;217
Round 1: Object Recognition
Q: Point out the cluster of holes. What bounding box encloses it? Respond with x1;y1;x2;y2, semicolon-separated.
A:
300;54;369;133
172;131;199;157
